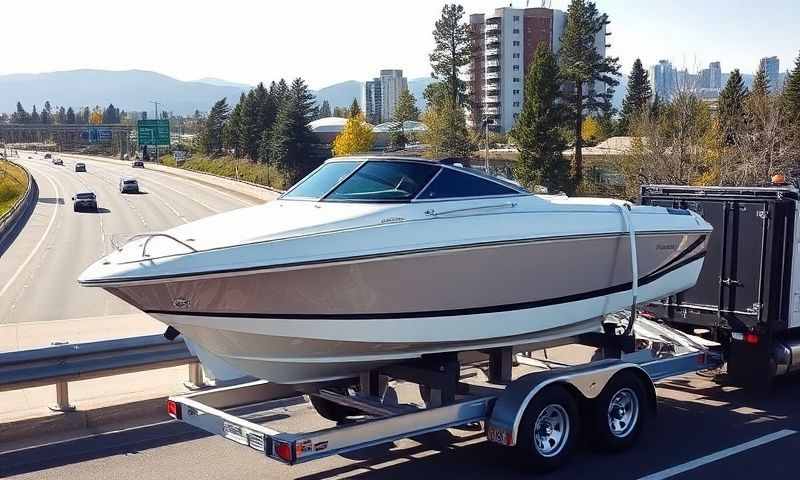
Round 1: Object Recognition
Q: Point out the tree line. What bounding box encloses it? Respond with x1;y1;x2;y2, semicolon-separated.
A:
195;78;318;183
615;51;800;197
7;101;129;125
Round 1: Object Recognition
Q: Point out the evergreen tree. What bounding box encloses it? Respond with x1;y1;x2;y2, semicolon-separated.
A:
12;102;30;123
31;105;40;123
56;106;66;124
319;100;332;118
429;4;473;108
782;51;800;124
200;98;230;155
349;98;361;117
559;0;621;188
41;101;53;124
619;58;652;134
66;107;75;124
718;69;748;145
752;63;770;97
332;106;349;118
102;103;120;124
265;78;316;180
511;44;570;194
391;89;421;148
224;94;245;155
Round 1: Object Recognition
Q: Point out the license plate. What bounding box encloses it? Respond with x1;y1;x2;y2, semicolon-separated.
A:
223;422;247;445
487;425;508;445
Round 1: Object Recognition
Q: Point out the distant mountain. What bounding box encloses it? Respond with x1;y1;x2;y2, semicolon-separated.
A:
194;77;252;90
0;69;247;115
408;77;435;110
312;80;362;111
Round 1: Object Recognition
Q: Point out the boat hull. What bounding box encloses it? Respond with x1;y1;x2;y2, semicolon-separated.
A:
146;255;705;384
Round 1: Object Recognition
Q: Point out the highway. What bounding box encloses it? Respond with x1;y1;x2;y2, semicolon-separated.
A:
0;152;260;337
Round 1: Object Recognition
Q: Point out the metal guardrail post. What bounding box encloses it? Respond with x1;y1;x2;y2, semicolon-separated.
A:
185;362;205;390
50;381;76;412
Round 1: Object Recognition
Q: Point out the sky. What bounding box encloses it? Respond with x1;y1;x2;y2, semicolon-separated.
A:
1;0;798;89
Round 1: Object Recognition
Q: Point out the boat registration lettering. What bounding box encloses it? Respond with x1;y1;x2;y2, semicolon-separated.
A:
656;244;677;251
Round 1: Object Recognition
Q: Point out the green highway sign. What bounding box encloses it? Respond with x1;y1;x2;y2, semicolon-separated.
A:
137;119;170;146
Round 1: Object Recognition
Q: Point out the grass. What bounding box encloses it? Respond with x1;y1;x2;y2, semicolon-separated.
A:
0;160;28;217
159;154;287;190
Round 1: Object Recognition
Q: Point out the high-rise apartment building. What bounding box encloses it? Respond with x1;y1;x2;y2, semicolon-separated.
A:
709;62;722;89
364;69;408;124
759;56;780;90
468;6;606;132
649;60;677;100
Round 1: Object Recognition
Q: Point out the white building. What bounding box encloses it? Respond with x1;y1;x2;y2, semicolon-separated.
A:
364;69;408;124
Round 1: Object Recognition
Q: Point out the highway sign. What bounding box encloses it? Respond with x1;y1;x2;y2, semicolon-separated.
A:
137;120;170;146
82;127;113;143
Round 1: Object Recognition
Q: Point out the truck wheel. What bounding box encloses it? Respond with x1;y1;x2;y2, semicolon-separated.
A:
514;385;579;472
308;388;362;423
590;371;648;451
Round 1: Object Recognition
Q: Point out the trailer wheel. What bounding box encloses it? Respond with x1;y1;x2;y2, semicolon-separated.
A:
514;385;579;472
590;371;647;451
308;388;362;423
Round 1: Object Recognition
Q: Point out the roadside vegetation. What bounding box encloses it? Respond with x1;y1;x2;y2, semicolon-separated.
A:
0;160;28;216
160;153;287;190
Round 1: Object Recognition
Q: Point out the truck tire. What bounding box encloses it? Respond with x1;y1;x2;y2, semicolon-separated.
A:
514;385;579;472
590;370;648;452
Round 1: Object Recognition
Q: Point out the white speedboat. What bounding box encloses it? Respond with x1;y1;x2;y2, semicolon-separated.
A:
79;157;712;384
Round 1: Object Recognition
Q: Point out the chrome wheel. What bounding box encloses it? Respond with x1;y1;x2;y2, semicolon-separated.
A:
533;404;570;457
607;387;639;438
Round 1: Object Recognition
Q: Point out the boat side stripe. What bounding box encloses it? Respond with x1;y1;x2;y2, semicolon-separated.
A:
144;251;707;320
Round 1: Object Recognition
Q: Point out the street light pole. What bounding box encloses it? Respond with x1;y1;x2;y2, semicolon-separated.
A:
150;100;161;164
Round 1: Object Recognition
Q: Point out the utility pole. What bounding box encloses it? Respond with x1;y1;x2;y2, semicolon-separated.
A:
150;100;161;164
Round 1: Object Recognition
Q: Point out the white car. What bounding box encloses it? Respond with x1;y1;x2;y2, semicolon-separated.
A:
119;177;139;193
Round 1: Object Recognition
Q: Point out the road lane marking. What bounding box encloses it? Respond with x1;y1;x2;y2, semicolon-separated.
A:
0;164;61;299
638;429;798;480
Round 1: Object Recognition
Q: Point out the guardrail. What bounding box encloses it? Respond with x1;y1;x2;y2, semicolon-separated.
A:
0;335;202;412
0;159;36;246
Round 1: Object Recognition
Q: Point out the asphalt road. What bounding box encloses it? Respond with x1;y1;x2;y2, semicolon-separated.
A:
1;373;798;479
0;152;258;329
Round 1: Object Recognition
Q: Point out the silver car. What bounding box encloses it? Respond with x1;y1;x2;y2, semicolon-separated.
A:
119;177;139;193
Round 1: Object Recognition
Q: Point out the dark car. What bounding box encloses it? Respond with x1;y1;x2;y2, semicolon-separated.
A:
132;160;144;168
119;177;139;193
72;192;98;212
75;162;86;172
44;153;52;159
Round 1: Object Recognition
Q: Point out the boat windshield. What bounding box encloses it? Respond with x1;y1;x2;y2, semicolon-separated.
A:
282;161;360;200
325;161;439;201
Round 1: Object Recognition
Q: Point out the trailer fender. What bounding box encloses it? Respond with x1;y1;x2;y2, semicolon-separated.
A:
487;360;655;446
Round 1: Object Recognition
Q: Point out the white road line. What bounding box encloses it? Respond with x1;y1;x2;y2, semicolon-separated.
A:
0;164;61;298
638;429;798;480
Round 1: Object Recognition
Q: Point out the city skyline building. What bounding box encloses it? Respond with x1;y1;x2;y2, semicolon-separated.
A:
468;5;606;133
363;69;408;124
759;56;780;90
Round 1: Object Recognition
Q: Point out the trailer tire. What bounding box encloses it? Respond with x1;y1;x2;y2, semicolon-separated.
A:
590;370;648;452
514;385;579;472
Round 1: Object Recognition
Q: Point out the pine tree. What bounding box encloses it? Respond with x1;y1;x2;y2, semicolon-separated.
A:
201;98;230;155
12;102;30;123
650;93;663;119
319;100;332;118
429;4;473;107
511;44;569;194
559;0;620;189
421;98;473;159
718;69;748;145
619;58;652;134
265;78;316;181
752;63;770;97
31;105;40;123
56;106;66;124
391;89;421;148
224;94;245;155
783;51;800;124
349;98;361;117
66;107;76;124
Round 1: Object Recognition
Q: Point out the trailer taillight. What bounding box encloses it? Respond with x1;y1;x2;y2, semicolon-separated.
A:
167;399;181;419
274;441;293;463
744;333;760;345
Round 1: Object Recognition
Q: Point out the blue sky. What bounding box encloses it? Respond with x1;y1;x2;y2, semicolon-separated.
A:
1;1;797;88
